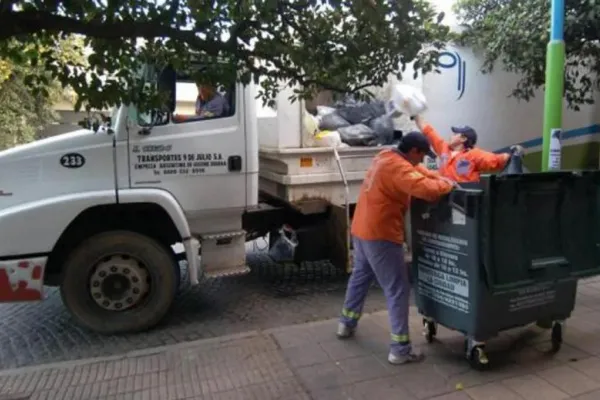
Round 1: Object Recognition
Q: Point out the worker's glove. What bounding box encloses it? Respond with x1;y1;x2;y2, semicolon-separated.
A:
440;176;460;189
510;144;524;156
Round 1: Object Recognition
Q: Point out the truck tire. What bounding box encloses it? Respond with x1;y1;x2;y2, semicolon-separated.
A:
60;230;178;334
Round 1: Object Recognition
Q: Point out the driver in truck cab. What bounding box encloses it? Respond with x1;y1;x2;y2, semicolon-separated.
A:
337;131;455;365
173;81;229;122
414;115;524;183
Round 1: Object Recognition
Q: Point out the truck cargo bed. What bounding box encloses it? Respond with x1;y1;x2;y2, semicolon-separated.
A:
259;146;388;213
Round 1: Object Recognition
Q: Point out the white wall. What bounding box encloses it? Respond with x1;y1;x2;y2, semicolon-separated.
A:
419;45;600;153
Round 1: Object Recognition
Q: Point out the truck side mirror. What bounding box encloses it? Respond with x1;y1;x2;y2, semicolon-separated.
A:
158;64;176;113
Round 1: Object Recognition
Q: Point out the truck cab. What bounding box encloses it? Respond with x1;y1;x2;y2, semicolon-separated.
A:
0;65;265;332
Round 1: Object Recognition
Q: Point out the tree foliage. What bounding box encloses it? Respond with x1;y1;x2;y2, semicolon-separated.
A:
454;0;600;110
0;36;86;150
0;0;449;112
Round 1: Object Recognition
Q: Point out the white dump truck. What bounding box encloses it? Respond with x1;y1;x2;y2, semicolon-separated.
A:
0;64;389;334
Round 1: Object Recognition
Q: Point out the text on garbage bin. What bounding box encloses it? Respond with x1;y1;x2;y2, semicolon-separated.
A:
416;229;470;314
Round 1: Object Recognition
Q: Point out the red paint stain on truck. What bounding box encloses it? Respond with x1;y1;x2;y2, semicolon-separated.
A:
0;260;45;302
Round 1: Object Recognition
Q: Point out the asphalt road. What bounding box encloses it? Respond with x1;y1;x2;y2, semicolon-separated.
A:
0;249;389;370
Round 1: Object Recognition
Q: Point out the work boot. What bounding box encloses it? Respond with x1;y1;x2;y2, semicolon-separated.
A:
387;349;425;365
336;322;355;339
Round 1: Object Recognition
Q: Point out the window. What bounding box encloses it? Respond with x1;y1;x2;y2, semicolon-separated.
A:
171;79;235;124
137;67;236;127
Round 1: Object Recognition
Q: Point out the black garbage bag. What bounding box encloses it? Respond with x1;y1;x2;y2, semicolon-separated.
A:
368;115;395;145
336;101;387;125
319;111;351;131
338;124;377;146
499;148;529;175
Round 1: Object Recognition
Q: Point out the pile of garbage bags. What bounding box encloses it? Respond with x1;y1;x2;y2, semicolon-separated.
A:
312;99;395;147
303;84;428;149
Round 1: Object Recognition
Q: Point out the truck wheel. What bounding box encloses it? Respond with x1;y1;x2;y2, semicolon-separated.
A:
60;230;178;334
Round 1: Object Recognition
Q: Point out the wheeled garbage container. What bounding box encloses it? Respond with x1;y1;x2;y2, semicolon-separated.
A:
410;169;600;369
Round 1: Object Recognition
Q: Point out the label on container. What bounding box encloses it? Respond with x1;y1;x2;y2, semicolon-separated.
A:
451;208;466;225
508;283;557;313
415;229;471;314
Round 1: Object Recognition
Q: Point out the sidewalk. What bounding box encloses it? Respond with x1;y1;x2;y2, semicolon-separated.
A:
3;278;600;400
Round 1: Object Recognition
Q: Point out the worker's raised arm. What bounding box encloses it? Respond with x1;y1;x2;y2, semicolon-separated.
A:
392;164;454;202
472;148;510;172
414;115;446;156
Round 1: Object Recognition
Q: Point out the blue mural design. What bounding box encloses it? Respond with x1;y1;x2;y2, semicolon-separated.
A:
438;51;466;100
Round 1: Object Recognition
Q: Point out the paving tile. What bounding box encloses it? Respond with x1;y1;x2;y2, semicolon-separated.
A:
336;355;390;382
566;332;600;356
502;375;569;400
353;336;389;355
466;382;524;400
537;365;600;396
446;363;523;389
282;343;331;368
572;304;595;318
269;326;315;349
570;356;600;380
567;317;600;335
351;377;416;399
510;346;564;371
310;386;356;400
209;389;248;400
391;363;456;399
427;392;472;400
241;378;306;399
319;339;370;361
294;361;350;392
309;321;345;342
535;342;592;363
574;388;600;400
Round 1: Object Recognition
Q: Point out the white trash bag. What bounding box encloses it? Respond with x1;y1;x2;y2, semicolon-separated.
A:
302;111;321;147
268;225;299;262
387;83;428;117
316;105;337;117
314;130;348;148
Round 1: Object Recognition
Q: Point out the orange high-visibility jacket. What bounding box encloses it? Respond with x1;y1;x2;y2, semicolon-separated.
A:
422;124;509;183
351;149;454;245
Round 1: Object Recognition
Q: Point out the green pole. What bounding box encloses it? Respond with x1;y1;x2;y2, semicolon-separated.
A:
541;0;565;171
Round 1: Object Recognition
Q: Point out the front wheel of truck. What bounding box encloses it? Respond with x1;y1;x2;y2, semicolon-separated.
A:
60;230;178;334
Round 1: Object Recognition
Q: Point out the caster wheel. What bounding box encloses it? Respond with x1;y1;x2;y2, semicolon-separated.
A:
551;323;563;353
468;345;490;370
423;318;437;343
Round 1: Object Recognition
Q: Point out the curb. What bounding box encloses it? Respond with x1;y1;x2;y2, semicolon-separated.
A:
0;329;261;377
0;309;396;377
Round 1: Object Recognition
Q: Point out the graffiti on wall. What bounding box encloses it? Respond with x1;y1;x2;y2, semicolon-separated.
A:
438;51;467;100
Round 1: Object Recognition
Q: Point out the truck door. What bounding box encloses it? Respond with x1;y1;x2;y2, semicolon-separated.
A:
126;74;247;234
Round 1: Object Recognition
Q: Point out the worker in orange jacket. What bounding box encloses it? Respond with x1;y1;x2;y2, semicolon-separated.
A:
337;132;454;365
414;116;523;182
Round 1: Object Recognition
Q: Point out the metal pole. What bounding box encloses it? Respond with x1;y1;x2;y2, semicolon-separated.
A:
541;0;565;171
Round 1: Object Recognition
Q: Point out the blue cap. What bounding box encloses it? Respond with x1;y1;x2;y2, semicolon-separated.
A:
451;126;477;148
399;131;437;158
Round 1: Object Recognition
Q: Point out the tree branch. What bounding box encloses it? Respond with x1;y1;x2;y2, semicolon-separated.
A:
0;9;214;41
0;8;383;96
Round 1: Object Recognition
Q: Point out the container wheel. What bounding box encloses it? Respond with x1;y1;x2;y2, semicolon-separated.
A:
551;322;563;353
468;344;489;370
422;318;437;343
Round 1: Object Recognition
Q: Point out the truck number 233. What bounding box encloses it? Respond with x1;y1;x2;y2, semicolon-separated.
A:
60;153;86;169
